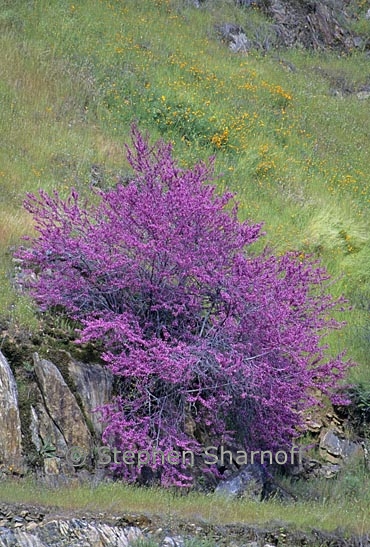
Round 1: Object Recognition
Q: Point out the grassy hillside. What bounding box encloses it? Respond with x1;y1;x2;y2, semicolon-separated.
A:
1;0;370;390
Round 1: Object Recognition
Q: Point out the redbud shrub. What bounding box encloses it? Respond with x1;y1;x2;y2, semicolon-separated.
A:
17;127;351;486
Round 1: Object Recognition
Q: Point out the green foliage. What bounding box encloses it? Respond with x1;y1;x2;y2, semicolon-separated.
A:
39;439;56;459
148;94;216;147
184;539;217;547
352;385;370;416
131;540;160;547
131;539;217;547
280;455;370;507
348;383;370;434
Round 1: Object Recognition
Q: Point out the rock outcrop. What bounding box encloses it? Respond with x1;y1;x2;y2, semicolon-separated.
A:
0;519;142;547
1;349;115;481
67;357;113;436
30;397;68;458
0;352;24;474
262;0;356;51
33;353;93;457
216;0;366;53
215;23;252;52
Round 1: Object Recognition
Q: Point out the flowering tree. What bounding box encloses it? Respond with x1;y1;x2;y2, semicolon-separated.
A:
17;127;350;485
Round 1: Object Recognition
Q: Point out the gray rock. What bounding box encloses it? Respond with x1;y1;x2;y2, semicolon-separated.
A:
353;36;364;49
0;520;143;547
216;23;252;53
229;32;251;53
0;352;24;474
214;464;265;500
319;429;363;464
30;399;67;457
357;91;370;100
261;0;356;51
319;463;341;479
33;353;93;464
162;536;184;547
67;356;113;437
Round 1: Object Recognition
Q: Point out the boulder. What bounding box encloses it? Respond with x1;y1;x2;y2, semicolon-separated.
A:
216;23;252;53
215;464;265;500
0;351;24;473
319;428;363;464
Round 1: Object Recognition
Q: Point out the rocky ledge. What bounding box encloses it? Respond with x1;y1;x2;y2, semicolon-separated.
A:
0;502;368;547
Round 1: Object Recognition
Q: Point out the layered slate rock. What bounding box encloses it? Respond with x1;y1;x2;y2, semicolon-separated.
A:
0;519;142;547
67;357;113;437
32;353;92;458
261;0;358;51
29;397;67;457
217;1;363;54
0;351;24;473
319;428;363;464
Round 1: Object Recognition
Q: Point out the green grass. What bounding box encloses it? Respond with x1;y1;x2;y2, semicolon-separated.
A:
1;0;370;389
0;477;369;536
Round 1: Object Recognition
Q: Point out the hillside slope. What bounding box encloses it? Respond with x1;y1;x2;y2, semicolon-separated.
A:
0;0;370;393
